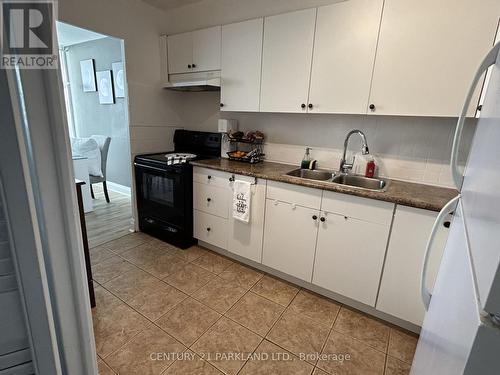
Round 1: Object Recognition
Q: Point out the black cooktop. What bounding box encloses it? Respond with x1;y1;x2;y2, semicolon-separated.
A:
134;130;221;167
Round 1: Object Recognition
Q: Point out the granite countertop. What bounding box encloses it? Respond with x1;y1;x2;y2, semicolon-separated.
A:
191;158;459;212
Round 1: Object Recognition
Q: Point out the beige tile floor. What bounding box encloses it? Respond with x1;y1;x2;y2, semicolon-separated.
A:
91;232;418;375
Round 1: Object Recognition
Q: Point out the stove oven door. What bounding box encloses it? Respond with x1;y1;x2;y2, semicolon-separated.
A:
134;162;193;246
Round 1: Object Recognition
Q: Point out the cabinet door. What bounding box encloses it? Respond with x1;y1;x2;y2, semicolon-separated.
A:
260;8;316;113
376;206;450;326
308;0;383;114
227;180;266;263
262;200;319;281
192;26;221;72
313;213;390;306
221;18;263;111
167;32;193;74
368;0;500;117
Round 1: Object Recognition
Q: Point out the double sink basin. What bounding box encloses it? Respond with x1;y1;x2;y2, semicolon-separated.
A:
286;168;388;191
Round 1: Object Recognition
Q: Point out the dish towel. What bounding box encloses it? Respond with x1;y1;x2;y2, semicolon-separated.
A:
233;180;252;223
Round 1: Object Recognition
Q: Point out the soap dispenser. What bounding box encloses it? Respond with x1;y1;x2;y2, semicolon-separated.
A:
301;147;316;170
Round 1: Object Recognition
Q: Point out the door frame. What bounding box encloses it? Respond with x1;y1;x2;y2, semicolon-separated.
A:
2;63;98;373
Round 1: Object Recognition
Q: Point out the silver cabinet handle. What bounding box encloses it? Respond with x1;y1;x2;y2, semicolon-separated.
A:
451;42;500;189
421;195;459;310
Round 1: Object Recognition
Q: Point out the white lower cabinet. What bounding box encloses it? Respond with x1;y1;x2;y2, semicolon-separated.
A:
313;213;391;306
376;205;451;326
262;200;319;282
193;167;265;262
193;167;450;327
227;180;266;263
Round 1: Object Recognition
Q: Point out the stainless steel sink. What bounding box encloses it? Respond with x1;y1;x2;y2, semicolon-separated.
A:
286;169;334;181
285;169;388;191
332;174;387;191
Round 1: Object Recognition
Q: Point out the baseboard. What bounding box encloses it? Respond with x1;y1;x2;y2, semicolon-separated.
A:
106;181;131;196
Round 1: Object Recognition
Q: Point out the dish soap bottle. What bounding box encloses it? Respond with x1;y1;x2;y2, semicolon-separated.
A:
365;156;376;178
301;147;316;170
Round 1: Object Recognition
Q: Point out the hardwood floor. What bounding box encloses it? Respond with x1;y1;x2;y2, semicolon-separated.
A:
85;183;133;248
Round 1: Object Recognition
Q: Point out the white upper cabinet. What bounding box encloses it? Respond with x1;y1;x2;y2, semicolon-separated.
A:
260;8;317;113
167;26;221;74
368;0;500;117
221;18;264;112
192;26;221;72
166;1;499;116
167;32;193;74
308;0;384;114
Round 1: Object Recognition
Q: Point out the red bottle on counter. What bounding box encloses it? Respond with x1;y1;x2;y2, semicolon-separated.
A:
365;160;376;178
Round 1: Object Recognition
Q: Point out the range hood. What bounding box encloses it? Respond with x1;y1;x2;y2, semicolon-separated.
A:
164;71;220;92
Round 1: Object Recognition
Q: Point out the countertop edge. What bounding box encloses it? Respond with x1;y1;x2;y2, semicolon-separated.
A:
191;159;459;212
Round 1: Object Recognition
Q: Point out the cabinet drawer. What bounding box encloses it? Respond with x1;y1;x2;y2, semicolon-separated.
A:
266;180;322;209
193;167;231;188
321;190;394;225
193;182;229;218
194;210;228;249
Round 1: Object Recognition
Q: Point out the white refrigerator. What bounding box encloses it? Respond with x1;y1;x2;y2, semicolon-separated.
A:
411;42;500;374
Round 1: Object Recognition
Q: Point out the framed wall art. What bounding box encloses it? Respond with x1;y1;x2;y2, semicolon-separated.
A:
112;61;125;98
80;59;96;92
96;70;115;104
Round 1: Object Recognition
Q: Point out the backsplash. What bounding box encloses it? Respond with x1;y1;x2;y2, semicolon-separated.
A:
261;142;457;187
176;92;476;188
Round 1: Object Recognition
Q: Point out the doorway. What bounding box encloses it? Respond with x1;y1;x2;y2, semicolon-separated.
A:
56;22;133;247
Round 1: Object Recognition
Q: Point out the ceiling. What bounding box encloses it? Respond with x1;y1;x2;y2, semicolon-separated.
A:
56;22;108;47
141;0;204;11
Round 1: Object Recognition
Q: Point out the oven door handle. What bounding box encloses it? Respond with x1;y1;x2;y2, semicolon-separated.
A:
134;162;172;173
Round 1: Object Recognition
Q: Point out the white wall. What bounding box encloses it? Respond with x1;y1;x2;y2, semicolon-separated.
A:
64;37;132;188
59;0;181;156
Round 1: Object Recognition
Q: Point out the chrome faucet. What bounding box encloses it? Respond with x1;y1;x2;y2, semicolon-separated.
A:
339;130;370;173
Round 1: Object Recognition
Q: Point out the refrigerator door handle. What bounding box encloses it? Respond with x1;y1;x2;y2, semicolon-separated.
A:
421;195;460;310
451;41;500;190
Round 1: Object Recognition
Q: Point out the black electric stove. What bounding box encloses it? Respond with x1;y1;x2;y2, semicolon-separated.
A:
134;130;221;248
